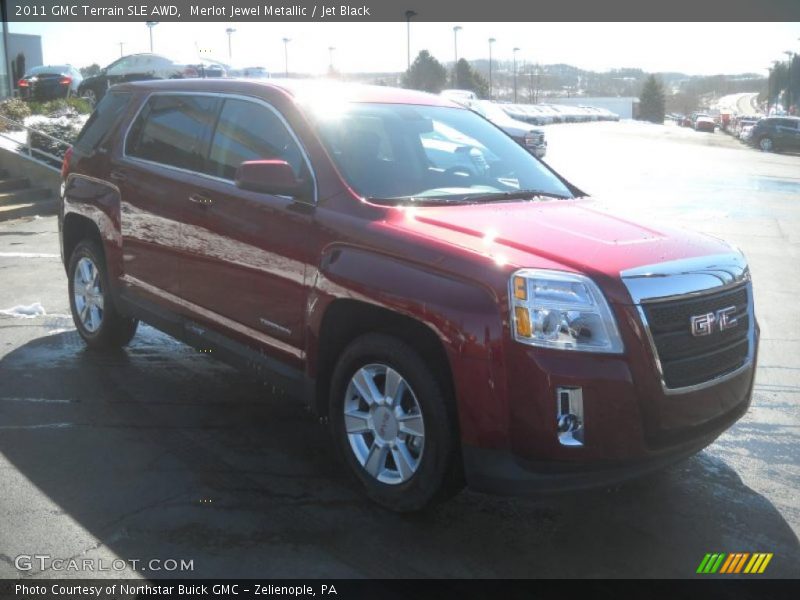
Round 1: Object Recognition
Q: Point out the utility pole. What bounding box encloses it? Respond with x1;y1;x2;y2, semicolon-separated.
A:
283;37;291;78
405;10;417;70
226;28;236;63
146;21;158;53
118;42;124;57
513;47;520;103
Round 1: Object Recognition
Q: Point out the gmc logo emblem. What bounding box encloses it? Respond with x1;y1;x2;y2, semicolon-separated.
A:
690;306;738;337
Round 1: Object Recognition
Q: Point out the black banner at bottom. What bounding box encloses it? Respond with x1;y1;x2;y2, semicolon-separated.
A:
1;579;798;600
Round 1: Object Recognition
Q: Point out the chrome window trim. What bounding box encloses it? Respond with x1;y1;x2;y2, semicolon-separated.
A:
621;253;755;395
121;90;318;204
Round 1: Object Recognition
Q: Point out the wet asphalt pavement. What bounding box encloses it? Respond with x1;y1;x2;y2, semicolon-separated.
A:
0;121;798;579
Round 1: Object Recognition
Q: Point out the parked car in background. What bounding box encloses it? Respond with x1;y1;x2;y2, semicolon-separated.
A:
78;53;227;105
748;116;800;152
472;100;547;158
694;114;716;132
17;65;82;100
60;79;758;511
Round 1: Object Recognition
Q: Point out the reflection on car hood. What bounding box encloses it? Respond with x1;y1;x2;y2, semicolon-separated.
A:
390;198;733;285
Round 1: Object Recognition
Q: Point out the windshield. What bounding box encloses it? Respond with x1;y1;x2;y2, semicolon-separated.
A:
308;102;572;204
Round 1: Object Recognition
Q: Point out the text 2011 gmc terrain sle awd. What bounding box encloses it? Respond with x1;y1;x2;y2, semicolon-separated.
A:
59;79;758;511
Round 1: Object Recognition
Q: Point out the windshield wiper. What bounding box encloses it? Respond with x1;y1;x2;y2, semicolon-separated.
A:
459;189;571;203
365;189;571;206
366;196;472;206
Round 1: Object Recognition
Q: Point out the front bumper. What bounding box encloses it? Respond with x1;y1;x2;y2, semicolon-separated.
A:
463;387;750;495
457;301;758;496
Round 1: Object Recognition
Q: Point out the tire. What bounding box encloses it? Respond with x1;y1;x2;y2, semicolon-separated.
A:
329;333;462;511
759;136;774;152
68;239;138;349
81;88;97;107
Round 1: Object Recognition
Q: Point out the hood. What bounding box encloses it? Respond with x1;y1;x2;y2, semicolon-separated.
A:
391;199;735;303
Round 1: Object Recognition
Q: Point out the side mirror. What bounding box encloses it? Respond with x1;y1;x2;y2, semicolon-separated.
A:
235;160;304;197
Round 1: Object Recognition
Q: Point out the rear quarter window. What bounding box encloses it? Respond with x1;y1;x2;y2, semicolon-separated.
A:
73;92;133;154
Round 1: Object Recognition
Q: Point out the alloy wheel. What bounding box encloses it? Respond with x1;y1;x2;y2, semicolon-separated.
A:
73;256;104;333
343;363;425;485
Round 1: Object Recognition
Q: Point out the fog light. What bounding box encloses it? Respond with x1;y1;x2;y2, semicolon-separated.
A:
556;386;584;447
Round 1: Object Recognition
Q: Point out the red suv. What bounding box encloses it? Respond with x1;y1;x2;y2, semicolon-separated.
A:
59;79;758;511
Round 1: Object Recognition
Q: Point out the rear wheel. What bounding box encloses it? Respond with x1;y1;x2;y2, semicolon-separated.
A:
81;88;97;107
68;239;138;349
759;136;774;152
329;333;462;511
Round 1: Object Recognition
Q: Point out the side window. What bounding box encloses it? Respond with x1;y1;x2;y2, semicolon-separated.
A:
126;94;218;171
74;91;133;154
206;99;304;180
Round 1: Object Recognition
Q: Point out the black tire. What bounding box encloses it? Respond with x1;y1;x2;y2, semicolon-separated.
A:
68;239;138;349
758;136;774;152
329;333;463;511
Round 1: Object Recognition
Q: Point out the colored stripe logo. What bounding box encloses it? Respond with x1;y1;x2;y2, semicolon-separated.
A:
696;553;773;574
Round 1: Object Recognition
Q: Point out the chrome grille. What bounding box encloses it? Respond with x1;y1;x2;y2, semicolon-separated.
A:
641;284;751;390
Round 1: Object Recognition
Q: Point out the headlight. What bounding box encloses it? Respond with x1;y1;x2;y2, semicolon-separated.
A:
509;269;624;353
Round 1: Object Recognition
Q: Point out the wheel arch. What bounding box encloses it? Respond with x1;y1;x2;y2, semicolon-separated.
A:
312;298;457;422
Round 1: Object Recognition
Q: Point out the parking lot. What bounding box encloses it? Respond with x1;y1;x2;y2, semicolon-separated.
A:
0;120;798;579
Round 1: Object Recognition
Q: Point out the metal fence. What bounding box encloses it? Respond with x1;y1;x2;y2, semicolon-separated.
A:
0;114;72;172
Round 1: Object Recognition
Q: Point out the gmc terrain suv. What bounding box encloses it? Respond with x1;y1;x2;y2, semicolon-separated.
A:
59;79;758;511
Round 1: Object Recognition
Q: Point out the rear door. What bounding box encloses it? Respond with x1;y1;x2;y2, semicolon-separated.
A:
177;95;316;367
116;93;219;302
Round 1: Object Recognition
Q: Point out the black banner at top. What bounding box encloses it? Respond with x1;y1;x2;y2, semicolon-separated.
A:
3;0;800;22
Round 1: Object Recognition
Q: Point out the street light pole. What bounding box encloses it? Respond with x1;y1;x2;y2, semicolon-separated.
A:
405;10;417;70
453;25;462;86
513;47;520;103
282;37;291;78
225;28;236;63
328;46;335;72
785;50;795;113
118;42;124;57
488;38;495;100
146;21;159;53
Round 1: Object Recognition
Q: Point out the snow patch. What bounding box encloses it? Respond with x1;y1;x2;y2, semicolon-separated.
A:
0;252;59;258
0;302;47;318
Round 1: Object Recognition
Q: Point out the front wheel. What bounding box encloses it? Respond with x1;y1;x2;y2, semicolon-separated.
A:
759;136;774;152
329;334;462;511
68;239;138;349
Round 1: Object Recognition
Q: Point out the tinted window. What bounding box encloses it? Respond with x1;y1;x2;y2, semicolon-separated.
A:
126;95;218;171
74;91;133;153
206;99;304;180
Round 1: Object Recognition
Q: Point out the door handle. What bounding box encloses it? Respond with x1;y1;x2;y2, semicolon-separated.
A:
188;193;214;206
109;170;127;183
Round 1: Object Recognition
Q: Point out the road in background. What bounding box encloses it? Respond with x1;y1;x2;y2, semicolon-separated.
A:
0;120;798;579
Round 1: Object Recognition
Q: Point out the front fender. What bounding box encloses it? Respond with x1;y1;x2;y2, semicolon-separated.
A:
307;243;512;449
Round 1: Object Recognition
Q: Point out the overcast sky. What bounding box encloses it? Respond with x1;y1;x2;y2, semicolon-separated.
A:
9;21;800;76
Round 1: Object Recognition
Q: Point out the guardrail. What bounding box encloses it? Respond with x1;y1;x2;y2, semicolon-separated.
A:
0;113;72;171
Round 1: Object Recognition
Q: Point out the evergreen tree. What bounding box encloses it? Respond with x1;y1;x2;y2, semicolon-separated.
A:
453;59;490;98
639;74;666;123
402;50;447;94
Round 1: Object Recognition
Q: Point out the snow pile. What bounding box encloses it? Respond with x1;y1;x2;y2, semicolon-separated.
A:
0;302;47;318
